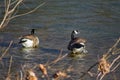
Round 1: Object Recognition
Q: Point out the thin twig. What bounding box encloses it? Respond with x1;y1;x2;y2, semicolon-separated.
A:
110;55;120;68
0;0;12;29
9;2;46;20
105;38;120;59
96;55;120;80
96;72;101;80
112;48;120;55
99;74;105;80
80;38;120;79
0;41;13;60
111;62;120;72
110;55;120;72
80;62;98;79
0;0;45;29
20;70;23;80
6;56;13;80
48;49;68;65
7;56;13;76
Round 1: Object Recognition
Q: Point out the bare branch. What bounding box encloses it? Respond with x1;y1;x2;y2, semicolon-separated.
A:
105;37;120;59
9;2;45;20
0;41;13;60
110;55;120;68
0;0;45;29
47;49;68;65
80;37;120;80
111;62;120;72
6;56;13;80
80;62;98;79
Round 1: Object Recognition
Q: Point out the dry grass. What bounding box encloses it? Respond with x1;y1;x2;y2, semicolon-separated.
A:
1;37;119;80
0;1;120;80
80;38;120;80
0;0;45;29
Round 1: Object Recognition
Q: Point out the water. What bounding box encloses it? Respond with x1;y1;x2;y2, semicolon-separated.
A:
0;0;120;80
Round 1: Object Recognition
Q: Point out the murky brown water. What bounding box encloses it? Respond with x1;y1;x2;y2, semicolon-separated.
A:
0;0;120;80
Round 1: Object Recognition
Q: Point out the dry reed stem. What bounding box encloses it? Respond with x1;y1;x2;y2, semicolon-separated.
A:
80;37;120;80
96;38;120;80
38;49;68;80
98;55;110;75
0;0;45;29
110;55;120;72
112;48;120;55
47;49;68;66
26;69;38;80
44;49;68;70
6;56;13;80
19;70;23;80
79;62;98;79
9;2;45;20
52;71;68;80
37;49;68;80
111;62;120;72
0;0;23;29
97;55;110;80
39;64;49;80
97;55;120;80
110;55;120;68
105;37;120;59
51;53;68;65
0;41;13;60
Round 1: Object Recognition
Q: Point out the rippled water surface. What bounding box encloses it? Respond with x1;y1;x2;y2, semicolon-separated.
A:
0;0;120;80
